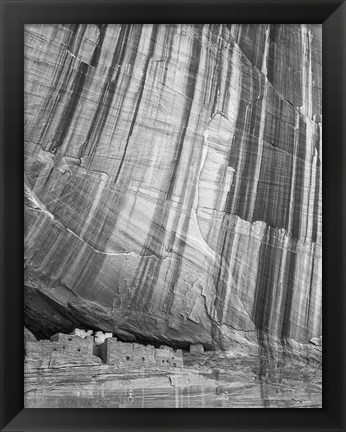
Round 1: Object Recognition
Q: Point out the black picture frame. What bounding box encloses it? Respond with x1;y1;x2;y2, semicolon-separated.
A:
1;0;345;431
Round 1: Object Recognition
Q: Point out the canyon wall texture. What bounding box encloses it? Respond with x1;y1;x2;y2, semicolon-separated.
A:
24;24;322;351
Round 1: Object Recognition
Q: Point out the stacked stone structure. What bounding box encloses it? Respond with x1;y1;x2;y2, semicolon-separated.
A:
25;332;101;367
98;338;183;368
25;328;184;369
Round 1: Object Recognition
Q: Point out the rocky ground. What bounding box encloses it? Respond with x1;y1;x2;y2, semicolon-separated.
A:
25;343;321;408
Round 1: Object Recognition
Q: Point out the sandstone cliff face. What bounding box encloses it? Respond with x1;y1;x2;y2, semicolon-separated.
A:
24;24;322;350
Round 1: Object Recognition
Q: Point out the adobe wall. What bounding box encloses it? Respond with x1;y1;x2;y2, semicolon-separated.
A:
94;331;113;345
25;329;184;370
25;333;101;366
99;339;184;369
156;346;183;368
71;329;93;338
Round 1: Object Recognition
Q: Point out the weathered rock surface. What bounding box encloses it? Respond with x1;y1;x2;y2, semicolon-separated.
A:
24;332;322;408
24;24;322;351
24;326;37;342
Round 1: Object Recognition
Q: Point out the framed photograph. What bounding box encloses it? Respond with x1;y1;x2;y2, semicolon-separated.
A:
1;0;345;431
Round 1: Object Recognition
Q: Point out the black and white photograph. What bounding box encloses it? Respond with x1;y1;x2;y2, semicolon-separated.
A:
24;24;322;408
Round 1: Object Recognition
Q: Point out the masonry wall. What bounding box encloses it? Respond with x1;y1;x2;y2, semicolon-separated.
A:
49;333;95;358
155;347;183;368
99;339;183;369
25;330;184;369
25;333;101;367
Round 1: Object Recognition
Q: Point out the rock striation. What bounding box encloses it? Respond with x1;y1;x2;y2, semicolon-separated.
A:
24;24;322;351
24;329;321;408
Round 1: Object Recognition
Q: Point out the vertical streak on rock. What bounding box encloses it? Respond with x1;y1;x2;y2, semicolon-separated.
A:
214;197;235;323
221;49;234;114
306;138;318;240
68;24;87;55
301;25;313;119
122;27;179;309
37;25;80;145
113;24;159;185
50;62;89;153
30;26;82;147
210;26;223;116
165;32;202;201
79;24;132;158
212;53;250;324
280;249;296;338
90;25;107;67
162;33;206;314
287;112;300;237
292;116;306;239
247;84;267;221
79;173;108;238
252;230;271;332
104;26;176;241
305;249;315;339
129;26;204;315
261;25;270;76
266;25;277;85
311;133;321;243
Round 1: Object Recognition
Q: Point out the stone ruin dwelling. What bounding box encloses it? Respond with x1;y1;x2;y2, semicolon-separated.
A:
24;328;184;369
98;337;183;368
25;331;101;368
